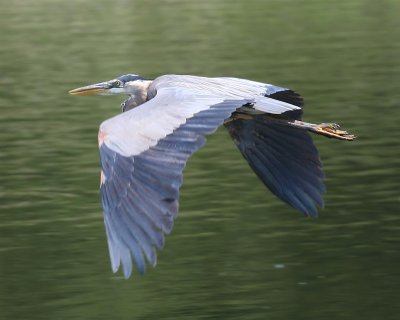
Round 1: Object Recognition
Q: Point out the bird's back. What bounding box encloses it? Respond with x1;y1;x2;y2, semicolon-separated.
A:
148;74;301;118
149;74;285;101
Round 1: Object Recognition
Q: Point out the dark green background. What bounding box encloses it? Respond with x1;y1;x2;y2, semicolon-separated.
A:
1;0;399;319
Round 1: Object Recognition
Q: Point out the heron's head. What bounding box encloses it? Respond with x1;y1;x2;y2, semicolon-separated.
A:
69;74;145;96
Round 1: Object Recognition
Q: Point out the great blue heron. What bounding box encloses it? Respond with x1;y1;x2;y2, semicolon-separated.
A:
69;74;354;278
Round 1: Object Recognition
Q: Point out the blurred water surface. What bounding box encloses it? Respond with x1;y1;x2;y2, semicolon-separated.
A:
0;0;399;319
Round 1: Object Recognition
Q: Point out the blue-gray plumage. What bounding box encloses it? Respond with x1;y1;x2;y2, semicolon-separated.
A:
69;74;355;278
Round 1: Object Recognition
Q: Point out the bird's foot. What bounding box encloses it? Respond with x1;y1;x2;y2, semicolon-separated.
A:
314;123;356;141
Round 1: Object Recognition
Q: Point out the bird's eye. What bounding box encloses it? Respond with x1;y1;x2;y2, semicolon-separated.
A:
114;80;122;87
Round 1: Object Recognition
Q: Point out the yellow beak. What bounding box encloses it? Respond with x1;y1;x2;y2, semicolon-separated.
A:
68;81;110;96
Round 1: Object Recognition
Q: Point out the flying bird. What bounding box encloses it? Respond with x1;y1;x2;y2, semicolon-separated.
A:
69;74;354;278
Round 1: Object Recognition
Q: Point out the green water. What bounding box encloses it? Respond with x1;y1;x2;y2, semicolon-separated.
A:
1;0;399;319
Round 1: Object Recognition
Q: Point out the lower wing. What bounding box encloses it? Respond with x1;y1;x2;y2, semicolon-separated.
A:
225;113;325;217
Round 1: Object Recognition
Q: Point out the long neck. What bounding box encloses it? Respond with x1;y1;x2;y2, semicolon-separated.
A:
125;80;153;107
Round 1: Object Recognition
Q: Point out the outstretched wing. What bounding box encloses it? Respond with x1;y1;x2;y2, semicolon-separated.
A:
225;113;325;217
99;87;251;278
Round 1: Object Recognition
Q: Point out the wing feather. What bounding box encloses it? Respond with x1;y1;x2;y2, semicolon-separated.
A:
225;114;325;217
99;88;249;277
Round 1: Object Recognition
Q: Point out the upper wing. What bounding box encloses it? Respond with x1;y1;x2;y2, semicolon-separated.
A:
225;113;325;217
99;87;250;278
